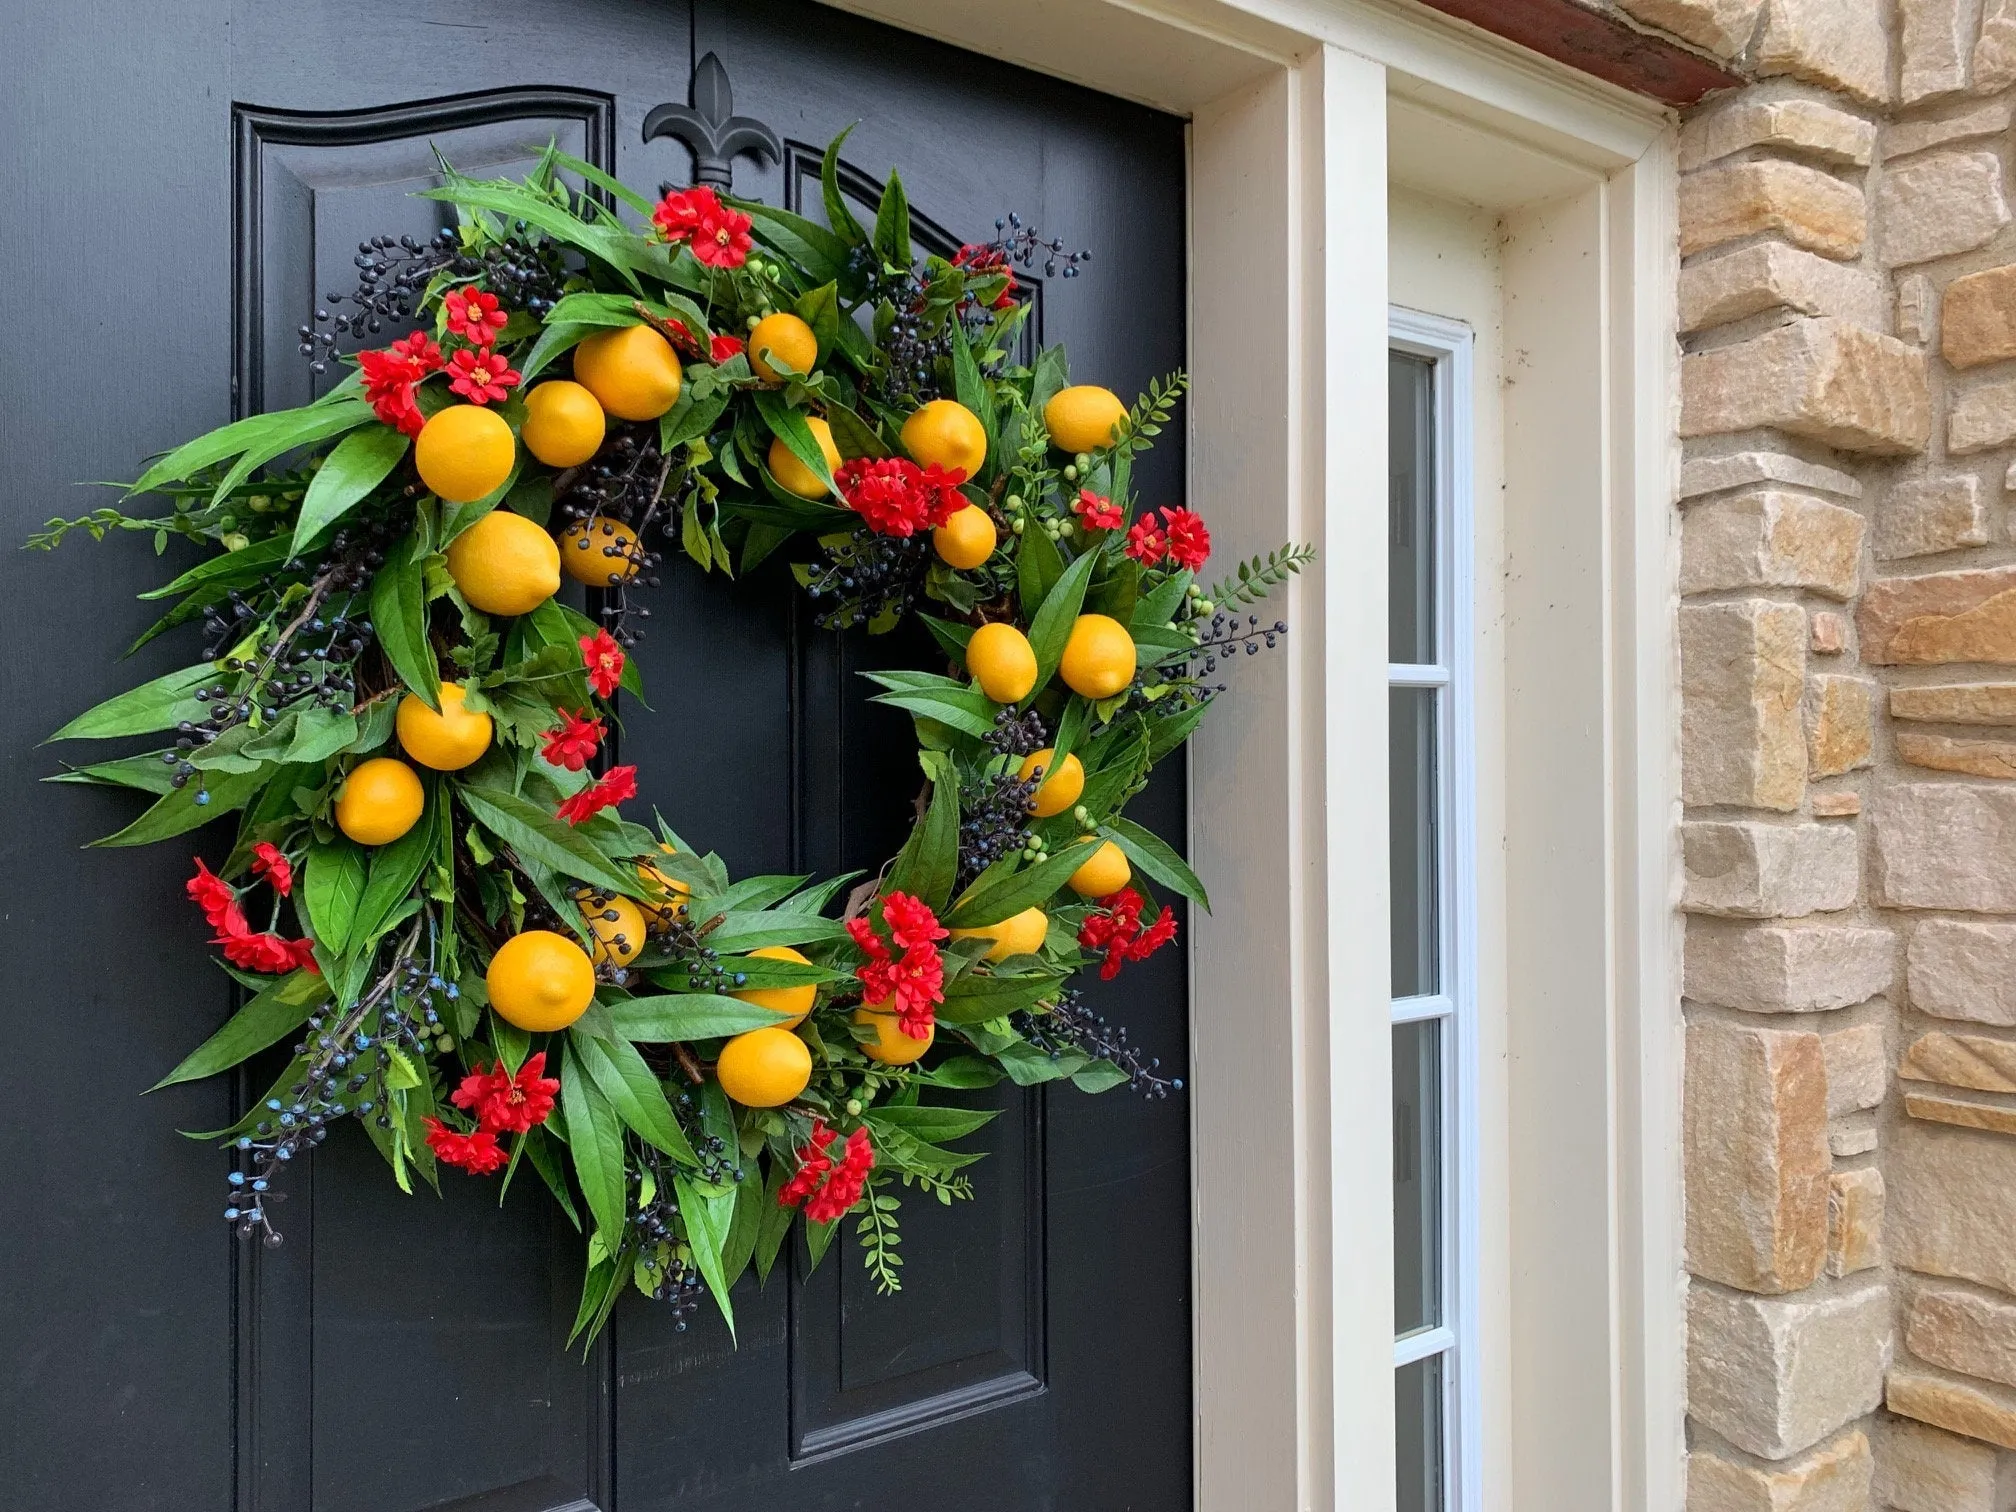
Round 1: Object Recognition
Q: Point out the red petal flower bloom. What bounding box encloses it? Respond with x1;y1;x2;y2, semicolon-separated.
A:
651;185;720;244
1124;515;1169;565
834;457;963;537
690;204;754;269
1072;489;1123;531
1160;506;1212;572
778;1120;839;1208
358;345;428;436
886;944;944;1038
951;243;1018;310
539;708;605;772
556;764;638;826
709;333;746;362
845;916;889;962
806;1127;874;1223
881;890;947;952
450;1051;561;1135
219;930;318;975
579;629;625;699
443;286;508;347
250;842;293;897
423;1117;508;1175
186;857;247;937
387;331;444;370
1077;886;1178;980
447;347;521;405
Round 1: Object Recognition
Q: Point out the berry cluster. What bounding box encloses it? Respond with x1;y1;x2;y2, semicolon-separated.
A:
1015;989;1181;1098
301;231;565;372
955;769;1041;892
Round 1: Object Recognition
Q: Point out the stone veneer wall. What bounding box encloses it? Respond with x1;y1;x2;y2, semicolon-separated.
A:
1655;1;2016;1508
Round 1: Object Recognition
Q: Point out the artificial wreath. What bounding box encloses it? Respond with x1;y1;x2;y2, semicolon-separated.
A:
36;132;1310;1342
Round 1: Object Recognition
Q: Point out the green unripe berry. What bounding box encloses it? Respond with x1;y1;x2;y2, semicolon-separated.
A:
1006;494;1024;512
1011;518;1026;535
1062;464;1078;482
221;532;251;552
1075;452;1091;468
846;1098;863;1117
745;315;761;332
1196;598;1215;614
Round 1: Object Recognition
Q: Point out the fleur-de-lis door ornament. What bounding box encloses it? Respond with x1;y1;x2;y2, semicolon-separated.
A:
642;51;782;195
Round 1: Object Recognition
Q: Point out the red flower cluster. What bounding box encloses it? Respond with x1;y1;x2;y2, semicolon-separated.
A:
952;242;1018;310
556;764;637;827
845;890;947;1039
443;286;508;347
447;347;520;405
1125;506;1211;572
710;333;746;362
449;1051;561;1136
777;1119;876;1223
358;331;443;436
186;856;317;975
833;457;966;538
1072;489;1122;531
580;629;625;699
421;1117;507;1175
651;185;753;269
1077;886;1178;980
539;709;605;772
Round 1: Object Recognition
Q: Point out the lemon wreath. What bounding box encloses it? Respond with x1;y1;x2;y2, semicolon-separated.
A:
34;135;1308;1341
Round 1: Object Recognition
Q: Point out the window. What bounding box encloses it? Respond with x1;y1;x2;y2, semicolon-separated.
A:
1388;311;1477;1512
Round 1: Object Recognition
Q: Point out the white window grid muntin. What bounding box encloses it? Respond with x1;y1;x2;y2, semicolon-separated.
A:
1388;305;1479;1512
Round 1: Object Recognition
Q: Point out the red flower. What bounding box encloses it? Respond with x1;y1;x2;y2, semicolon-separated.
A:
834;457;964;537
186;857;246;937
556;764;638;826
952;243;1018;310
1160;507;1212;572
358;341;437;437
1073;489;1123;531
447;347;521;405
778;1120;839;1207
879;891;947;953
219;930;319;976
450;1051;560;1135
1076;886;1178;980
250;842;293;897
651;185;720;244
423;1117;508;1175
388;331;443;369
845;916;886;961
691;204;754;269
539;709;606;772
443;287;508;347
807;1127;874;1223
710;333;746;362
579;629;625;699
848;891;947;1037
1124;515;1169;566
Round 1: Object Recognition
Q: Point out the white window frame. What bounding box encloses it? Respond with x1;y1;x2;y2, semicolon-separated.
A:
1387;307;1479;1512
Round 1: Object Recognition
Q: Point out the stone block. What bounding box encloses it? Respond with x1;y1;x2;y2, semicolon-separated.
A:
1906;1090;2016;1137
1811;791;1861;817
1900;0;1983;103
1949;380;2016;455
1880;152;2011;267
1682;319;1930;456
1685;920;1892;1013
1897;732;2016;779
1822;1024;1886;1115
1892;1119;2016;1293
1827;1168;1884;1277
1831;1124;1878;1157
1861;566;2016;665
1876;475;1987;560
1874;1416;1997;1512
1941;264;2016;368
1680;161;1867;260
1682;490;1864;599
1755;0;1891;102
1888;1369;2016;1451
1680;244;1886;333
1680;451;1862;502
1811;612;1848;655
1686;1430;1872;1512
1683;821;1859;918
1909;919;2016;1024
1681;97;1877;172
1617;0;1765;58
1891;683;2016;724
1688;1281;1891;1460
1900;1030;2016;1091
1875;786;2016;911
1806;675;1873;778
1901;272;1936;344
1909;1285;2016;1391
1686;1020;1830;1293
1888;102;2015;160
1977;0;2016;92
1684;602;1809;810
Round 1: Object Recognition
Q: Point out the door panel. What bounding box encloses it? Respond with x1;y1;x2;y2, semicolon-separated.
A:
0;3;1190;1508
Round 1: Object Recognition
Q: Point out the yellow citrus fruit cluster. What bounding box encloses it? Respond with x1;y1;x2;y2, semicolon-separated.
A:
1017;748;1084;818
748;312;817;384
1059;614;1136;699
416;405;514;504
965;622;1037;703
933;505;996;569
901;399;986;478
520;380;606;467
1067;839;1131;898
731;944;817;1028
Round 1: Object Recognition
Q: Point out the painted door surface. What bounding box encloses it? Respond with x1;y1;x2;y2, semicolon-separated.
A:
0;2;1190;1509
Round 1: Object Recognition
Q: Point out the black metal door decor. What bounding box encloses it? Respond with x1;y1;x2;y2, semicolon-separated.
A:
32;53;1308;1346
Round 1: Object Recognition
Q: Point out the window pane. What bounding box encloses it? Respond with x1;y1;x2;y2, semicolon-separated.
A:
1390;686;1439;998
1396;1352;1447;1512
1389;352;1436;665
1393;1018;1443;1336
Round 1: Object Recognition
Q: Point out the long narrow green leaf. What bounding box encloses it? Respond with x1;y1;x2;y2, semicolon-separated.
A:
1027;549;1098;692
872;169;911;268
209;401;376;503
303;838;367;955
606;993;796;1042
457;783;640;897
1106;815;1210;910
561;1050;629;1245
886;775;958;911
137;535;293;602
370;533;437;705
150;971;328;1090
90;763;273;847
944;838;1097;929
292;424;407;554
820;124;868;246
347;795;438;949
48;663;217;742
674;1171;738;1336
752;390;836;494
570;1028;697;1162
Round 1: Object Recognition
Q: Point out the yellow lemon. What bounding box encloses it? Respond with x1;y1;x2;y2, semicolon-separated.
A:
444;509;562;617
572;324;683;421
856;1005;933;1066
1043;385;1127;454
334;757;425;847
575;890;647;967
965;622;1038;704
636;843;692;929
933;505;997;570
395;682;493;772
1017;748;1085;818
558;515;642;588
768;417;841;498
486;929;598;1032
951;905;1049;964
747;311;818;383
415;404;515;504
1059;613;1137;700
1067;839;1131;899
519;380;606;467
716;1027;813;1108
732;944;817;1028
901;399;987;478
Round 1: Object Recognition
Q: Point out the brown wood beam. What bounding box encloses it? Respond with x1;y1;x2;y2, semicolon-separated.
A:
1413;0;1745;107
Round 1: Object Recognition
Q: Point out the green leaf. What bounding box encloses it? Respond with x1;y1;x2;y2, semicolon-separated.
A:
1029;343;1070;415
753;1158;795;1285
701;911;850;952
128;399;371;497
935;971;1063;1024
1131;569;1193;631
871;168;912;268
820;123;868;246
48;663;217;742
547;148;657;216
422;179;644;293
949;319;986;420
792;281;841;362
823;398;888;460
570;1028;697;1162
865;685;999;739
137;535;292;602
1016;518;1064;619
917;1055;1007;1090
90;764;273;847
457;782;639;897
720;1171;764;1284
661;387;730;451
753;390;836;495
1145;698;1209;765
674;1170;738;1335
525;1124;581;1230
303;838;367;955
370;533;437;706
291;424;408;554
738;201;851;285
865;1104;1000;1142
149;970;328;1090
605;993;791;1042
520;320;596;382
561;1049;629;1246
208;401;378;503
44;751;179;795
1105;815;1210;910
1027;548;1098;691
348;795;438;949
885;775;958;911
944;838;1097;929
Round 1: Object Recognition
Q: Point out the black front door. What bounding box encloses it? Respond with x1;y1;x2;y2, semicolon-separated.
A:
0;3;1190;1509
